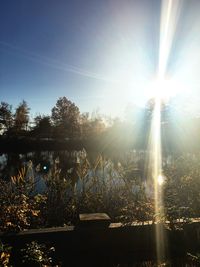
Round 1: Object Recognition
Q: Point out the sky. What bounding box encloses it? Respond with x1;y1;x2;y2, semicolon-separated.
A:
1;0;200;118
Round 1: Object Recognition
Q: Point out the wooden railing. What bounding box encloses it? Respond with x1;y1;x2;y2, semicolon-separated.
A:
1;214;200;266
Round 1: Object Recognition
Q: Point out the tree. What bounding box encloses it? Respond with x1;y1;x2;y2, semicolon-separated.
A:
14;100;30;132
51;97;80;138
80;112;90;138
90;109;106;137
32;115;52;139
79;112;107;139
90;117;105;137
0;102;13;133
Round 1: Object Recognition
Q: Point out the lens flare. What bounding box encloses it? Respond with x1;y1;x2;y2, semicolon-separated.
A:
159;0;183;77
147;91;167;263
147;0;183;263
158;174;164;186
147;78;181;102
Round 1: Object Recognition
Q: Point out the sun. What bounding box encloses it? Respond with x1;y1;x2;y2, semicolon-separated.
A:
147;78;180;102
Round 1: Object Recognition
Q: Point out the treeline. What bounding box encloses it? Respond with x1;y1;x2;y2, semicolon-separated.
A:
0;96;143;153
0;97;108;140
1;96;200;153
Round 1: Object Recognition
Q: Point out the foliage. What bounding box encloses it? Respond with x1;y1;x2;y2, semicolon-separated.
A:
0;153;156;230
14;100;30;132
79;112;106;138
0;97;108;140
20;241;56;267
1;152;200;231
59;155;154;224
1;152;200;267
163;154;200;226
45;162;74;226
51;97;80;138
187;252;200;265
2;96;200;155
0;240;12;267
0;102;13;133
0;167;46;232
32;115;52;139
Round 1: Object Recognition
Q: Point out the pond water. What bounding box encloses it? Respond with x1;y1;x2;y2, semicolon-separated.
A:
0;149;176;198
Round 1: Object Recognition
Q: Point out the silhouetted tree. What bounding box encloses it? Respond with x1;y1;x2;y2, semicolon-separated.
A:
32;115;52;139
0;102;13;133
51;97;80;138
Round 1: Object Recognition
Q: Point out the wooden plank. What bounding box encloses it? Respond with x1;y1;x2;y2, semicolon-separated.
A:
78;213;111;228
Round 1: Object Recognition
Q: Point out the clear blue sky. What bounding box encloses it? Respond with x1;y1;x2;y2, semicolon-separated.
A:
0;0;199;118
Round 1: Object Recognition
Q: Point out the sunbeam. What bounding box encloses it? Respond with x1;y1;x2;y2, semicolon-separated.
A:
148;0;183;263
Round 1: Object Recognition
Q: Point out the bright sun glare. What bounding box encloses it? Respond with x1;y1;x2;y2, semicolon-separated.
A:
147;78;181;101
157;174;164;186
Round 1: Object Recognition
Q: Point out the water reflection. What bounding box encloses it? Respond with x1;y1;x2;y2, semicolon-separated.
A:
0;149;175;199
